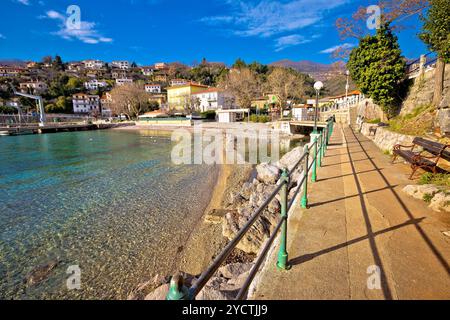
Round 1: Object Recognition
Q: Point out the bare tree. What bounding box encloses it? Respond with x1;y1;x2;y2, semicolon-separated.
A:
110;83;151;119
267;67;306;118
336;0;429;41
218;68;261;109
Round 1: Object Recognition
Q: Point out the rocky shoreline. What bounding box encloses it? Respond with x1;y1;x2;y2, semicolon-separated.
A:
133;145;307;300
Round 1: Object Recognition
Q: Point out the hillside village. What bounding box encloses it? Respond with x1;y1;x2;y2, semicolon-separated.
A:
0;57;357;123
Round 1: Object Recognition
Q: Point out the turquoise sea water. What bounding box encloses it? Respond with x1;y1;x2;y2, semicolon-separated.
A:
0;129;219;299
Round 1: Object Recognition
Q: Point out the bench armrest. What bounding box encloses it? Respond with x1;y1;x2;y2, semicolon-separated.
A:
394;144;415;151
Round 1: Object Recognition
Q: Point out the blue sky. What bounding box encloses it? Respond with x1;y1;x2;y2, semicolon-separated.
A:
0;0;428;66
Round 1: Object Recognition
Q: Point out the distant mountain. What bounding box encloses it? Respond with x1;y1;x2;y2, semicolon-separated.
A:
269;59;343;81
0;59;26;67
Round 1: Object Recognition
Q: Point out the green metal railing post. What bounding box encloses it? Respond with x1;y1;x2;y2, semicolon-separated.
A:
317;134;322;168
166;274;190;300
321;128;327;158
311;137;318;183
301;145;309;209
276;169;291;271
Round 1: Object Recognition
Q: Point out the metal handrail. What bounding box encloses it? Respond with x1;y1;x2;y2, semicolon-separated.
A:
166;119;335;300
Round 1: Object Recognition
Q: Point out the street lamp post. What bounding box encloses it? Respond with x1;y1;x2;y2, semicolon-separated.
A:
345;70;350;110
313;81;324;134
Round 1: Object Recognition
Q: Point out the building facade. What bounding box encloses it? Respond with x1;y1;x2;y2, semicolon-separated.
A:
144;83;162;94
72;94;100;114
84;79;108;91
115;78;133;86
83;60;105;70
111;61;130;70
191;88;235;112
167;83;208;111
19;81;48;94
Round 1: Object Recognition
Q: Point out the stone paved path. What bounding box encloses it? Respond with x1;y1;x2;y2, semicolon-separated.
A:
251;125;450;300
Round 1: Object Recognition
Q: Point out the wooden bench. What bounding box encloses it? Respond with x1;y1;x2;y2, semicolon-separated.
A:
392;137;450;179
369;123;389;136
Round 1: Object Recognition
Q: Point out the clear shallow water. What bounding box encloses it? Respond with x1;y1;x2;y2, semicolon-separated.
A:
0;129;219;299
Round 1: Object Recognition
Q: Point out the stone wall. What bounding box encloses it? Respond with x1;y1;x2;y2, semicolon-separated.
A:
401;64;450;116
360;123;415;153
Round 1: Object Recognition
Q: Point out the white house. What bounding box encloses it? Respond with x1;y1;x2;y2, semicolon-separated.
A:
292;106;309;121
100;92;113;117
144;83;162;94
170;79;189;87
115;78;133;86
19;81;48;94
72;94;100;114
111;61;130;70
329;90;364;110
84;79;108;91
192;88;235;112
141;66;154;76
83;60;105;70
154;62;168;70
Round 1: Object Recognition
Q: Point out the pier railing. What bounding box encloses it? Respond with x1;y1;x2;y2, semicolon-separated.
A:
167;119;335;300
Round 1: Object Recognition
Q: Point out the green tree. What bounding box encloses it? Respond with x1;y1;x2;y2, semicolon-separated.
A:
232;58;247;70
419;0;450;106
65;77;84;94
347;24;406;118
52;55;65;71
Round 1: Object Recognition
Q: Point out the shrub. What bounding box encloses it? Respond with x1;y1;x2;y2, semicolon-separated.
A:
367;118;381;124
419;173;450;187
423;193;434;203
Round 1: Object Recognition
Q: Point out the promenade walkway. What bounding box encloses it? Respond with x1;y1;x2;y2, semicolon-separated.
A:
251;125;450;300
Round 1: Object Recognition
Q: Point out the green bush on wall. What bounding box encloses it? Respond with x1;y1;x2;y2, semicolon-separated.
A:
248;115;271;123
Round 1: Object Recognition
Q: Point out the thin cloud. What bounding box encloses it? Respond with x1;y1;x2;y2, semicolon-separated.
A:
320;43;354;54
202;0;349;38
15;0;30;5
43;10;113;44
0;33;6;39
275;35;311;52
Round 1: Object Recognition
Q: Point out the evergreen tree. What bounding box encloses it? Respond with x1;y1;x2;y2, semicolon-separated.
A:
347;24;406;118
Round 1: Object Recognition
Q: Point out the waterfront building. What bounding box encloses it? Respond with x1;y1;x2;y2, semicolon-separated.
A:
191;88;236;112
167;82;208;111
144;83;162;94
72;94;100;114
292;106;309;121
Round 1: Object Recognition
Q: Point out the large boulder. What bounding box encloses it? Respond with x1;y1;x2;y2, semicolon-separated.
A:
256;163;280;185
276;146;304;171
144;283;170;300
429;192;450;213
402;185;440;200
218;263;253;279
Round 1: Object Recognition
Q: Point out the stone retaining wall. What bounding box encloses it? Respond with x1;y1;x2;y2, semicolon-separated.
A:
360;123;415;154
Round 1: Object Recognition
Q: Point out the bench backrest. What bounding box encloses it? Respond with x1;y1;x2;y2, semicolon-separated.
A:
413;137;450;160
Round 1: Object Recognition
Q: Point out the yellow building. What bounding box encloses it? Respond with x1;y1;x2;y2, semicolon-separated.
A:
167;82;208;112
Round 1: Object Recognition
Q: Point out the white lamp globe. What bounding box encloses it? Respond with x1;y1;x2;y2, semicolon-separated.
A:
346;70;350;76
314;81;324;91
